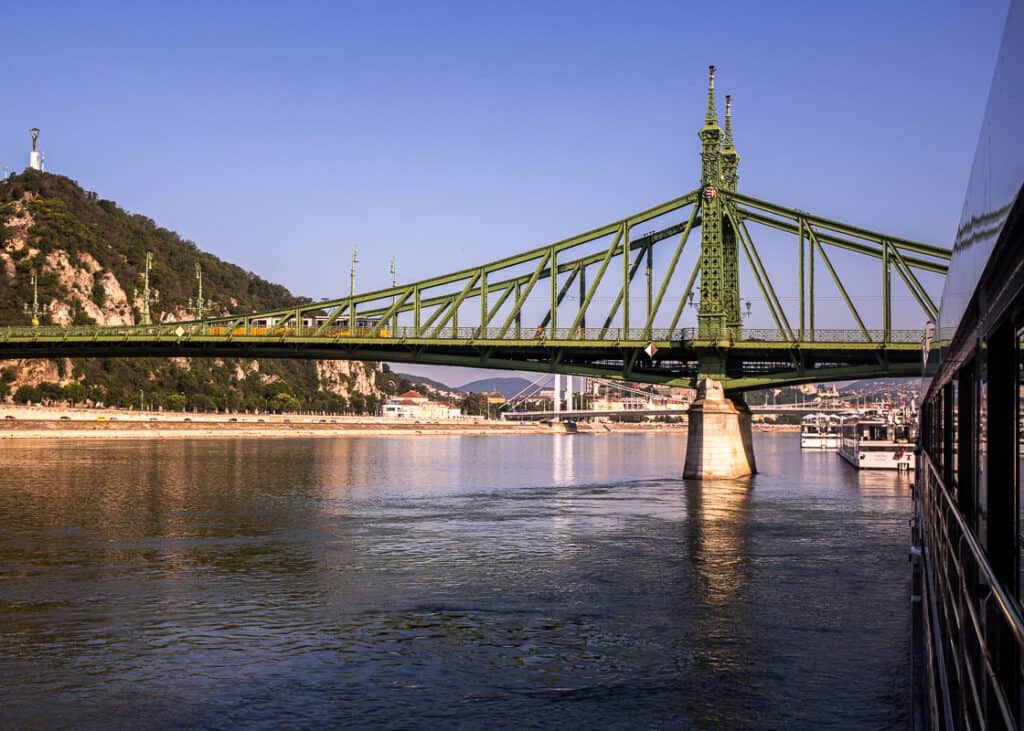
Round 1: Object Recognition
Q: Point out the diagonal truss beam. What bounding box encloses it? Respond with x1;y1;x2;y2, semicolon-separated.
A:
116;186;948;357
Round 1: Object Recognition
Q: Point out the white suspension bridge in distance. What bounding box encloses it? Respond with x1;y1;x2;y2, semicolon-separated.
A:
498;376;852;421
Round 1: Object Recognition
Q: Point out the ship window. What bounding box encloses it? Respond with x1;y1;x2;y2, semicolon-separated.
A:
946;378;954;487
977;345;988;547
1018;328;1024;601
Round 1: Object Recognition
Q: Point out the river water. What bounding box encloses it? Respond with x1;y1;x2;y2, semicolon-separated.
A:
0;433;911;729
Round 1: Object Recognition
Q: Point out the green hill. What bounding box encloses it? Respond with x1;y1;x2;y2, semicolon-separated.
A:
0;169;386;413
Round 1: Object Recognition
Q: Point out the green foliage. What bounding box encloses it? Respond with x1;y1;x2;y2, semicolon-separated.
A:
0;170;303;321
13;385;41;404
62;382;89;406
459;392;489;416
72;307;96;325
91;279;106;307
376;368;403;396
270;392;301;413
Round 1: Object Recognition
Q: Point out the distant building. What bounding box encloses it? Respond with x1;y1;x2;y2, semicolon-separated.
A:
382;390;462;419
382;398;421;419
481;392;506;407
419;401;462;419
397;390;428;404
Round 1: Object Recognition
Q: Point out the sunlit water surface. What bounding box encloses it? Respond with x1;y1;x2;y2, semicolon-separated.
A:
0;433;911;729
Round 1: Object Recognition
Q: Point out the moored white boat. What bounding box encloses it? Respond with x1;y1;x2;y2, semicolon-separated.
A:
800;413;840;449
838;410;915;470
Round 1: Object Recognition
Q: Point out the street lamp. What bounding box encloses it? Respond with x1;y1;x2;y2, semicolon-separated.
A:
389;256;397;335
133;252;160;325
349;246;358;331
187;262;206;321
22;268;49;327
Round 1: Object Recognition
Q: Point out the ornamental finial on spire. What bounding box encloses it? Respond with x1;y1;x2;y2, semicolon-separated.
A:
704;65;718;127
723;95;734;149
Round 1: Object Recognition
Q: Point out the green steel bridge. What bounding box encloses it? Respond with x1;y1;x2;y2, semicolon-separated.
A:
0;67;951;392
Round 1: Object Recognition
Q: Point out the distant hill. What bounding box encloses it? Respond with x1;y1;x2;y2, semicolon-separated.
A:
458;376;536;399
0;169;385;412
394;372;460;395
837;378;917;393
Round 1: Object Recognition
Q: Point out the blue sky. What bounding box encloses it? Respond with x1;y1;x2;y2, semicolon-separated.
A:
0;1;1009;386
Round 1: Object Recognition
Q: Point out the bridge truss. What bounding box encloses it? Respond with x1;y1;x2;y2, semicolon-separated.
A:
0;68;951;392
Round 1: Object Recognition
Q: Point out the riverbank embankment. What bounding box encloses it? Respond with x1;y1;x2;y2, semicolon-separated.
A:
0;405;798;439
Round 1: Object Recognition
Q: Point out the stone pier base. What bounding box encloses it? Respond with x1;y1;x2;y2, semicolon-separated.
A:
683;379;757;480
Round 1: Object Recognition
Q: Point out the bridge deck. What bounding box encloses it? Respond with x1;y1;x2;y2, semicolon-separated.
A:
0;324;926;391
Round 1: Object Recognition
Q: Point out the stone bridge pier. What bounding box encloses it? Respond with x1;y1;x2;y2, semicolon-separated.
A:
683;379;757;480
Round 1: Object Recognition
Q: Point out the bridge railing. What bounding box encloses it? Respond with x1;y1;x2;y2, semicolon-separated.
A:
0;323;924;345
916;447;1024;729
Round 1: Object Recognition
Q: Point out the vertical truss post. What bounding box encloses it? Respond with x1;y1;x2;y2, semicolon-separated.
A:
578;266;587;333
622;223;630;335
414;286;421;336
515;281;522;339
646;240;653;329
809;228;815;341
798;218;805;341
550;250;557;337
882;240;891;343
480;270;488;336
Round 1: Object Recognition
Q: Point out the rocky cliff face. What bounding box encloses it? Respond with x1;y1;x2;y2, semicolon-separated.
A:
0;171;384;412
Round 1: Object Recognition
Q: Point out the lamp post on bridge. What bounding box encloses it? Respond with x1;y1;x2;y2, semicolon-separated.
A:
23;268;49;327
134;252;160;325
350;246;358;332
689;292;751;322
389;256;397;335
188;262;206;322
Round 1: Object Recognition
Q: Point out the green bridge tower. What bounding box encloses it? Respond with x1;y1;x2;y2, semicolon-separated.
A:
697;65;742;345
686;66;756;480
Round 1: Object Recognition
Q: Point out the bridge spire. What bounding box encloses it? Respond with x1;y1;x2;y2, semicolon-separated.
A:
721;94;740;190
719;94;742;334
722;95;733;147
697;65;729;342
704;65;719;127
